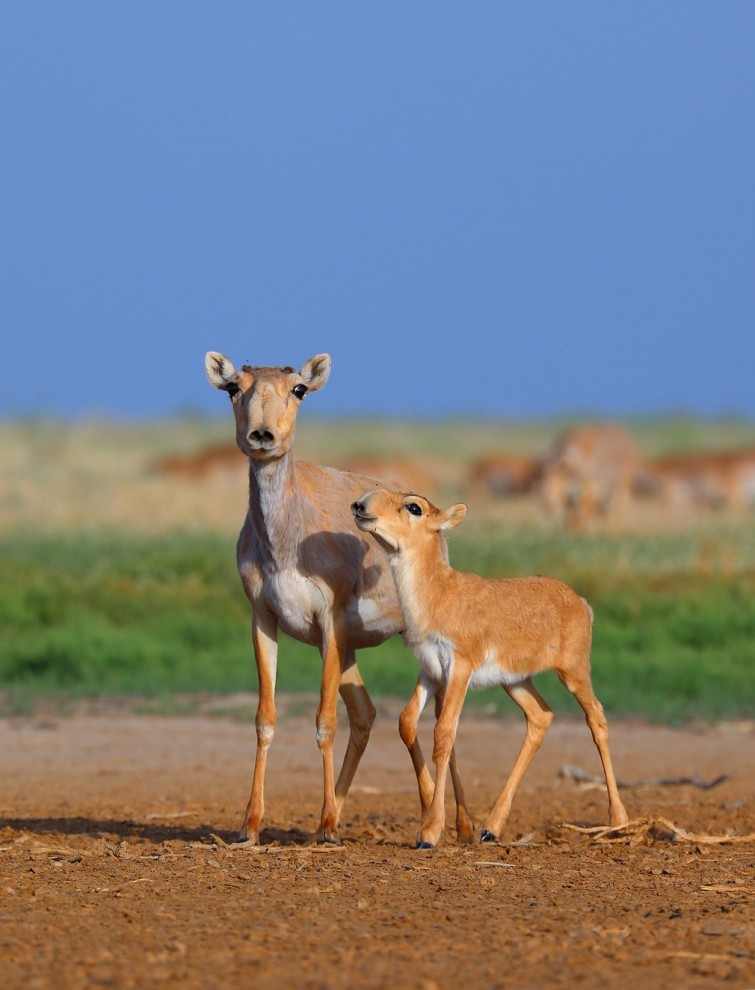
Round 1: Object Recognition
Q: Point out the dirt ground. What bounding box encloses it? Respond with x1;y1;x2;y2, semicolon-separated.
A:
1;699;753;989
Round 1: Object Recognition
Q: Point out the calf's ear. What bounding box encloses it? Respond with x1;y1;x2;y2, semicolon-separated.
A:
436;503;467;531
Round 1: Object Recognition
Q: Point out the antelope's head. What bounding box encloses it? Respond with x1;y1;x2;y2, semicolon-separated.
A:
351;489;467;554
205;352;331;460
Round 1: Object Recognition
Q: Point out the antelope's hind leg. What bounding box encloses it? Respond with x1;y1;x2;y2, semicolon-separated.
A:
334;653;377;825
558;668;629;827
481;678;553;843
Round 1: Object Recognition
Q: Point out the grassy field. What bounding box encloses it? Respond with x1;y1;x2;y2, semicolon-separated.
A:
1;416;754;722
1;524;753;723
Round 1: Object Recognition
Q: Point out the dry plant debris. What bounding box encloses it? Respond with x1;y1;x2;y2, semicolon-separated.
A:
559;763;729;790
559;816;755;846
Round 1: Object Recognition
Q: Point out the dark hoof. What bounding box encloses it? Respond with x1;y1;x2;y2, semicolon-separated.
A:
416;840;435;850
480;829;498;844
316;833;342;846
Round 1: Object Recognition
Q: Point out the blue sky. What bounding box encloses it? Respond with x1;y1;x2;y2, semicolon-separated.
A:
2;3;754;419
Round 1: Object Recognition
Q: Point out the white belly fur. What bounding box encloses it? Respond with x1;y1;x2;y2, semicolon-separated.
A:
261;570;398;647
410;637;527;691
263;570;324;643
468;649;528;690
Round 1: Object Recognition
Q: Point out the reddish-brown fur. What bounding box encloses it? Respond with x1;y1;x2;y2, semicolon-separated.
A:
639;447;755;509
150;442;245;479
540;423;644;531
352;488;629;848
466;451;541;500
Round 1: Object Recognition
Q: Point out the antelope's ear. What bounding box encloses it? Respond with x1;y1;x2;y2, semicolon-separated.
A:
205;352;238;391
300;353;331;392
435;503;467;531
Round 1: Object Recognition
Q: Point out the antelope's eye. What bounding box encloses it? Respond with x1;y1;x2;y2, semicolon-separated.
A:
292;384;308;400
405;503;422;516
226;382;240;398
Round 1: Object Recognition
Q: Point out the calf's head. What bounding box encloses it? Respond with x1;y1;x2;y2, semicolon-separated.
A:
351;489;466;553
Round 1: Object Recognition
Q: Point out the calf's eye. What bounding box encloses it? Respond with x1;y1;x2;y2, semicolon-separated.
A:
292;384;308;400
406;503;422;516
226;382;240;398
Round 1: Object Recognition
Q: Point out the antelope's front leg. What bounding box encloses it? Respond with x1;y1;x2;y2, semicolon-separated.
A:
400;676;474;845
239;609;278;843
435;685;475;844
314;615;348;844
417;664;470;849
398;672;436;814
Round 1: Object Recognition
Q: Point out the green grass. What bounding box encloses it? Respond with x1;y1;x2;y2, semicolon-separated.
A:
1;528;753;723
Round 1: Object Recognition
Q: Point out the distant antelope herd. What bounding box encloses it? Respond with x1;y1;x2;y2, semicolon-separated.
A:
203;351;751;848
159;417;755;535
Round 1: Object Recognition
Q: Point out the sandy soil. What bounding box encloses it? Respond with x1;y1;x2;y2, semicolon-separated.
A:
1;700;753;989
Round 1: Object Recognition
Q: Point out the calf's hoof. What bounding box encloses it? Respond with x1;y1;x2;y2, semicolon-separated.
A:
480;829;498;844
315;830;342;846
416;839;435;850
236;826;259;845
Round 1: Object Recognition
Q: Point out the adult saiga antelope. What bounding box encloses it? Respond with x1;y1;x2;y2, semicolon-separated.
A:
205;352;473;845
540;423;644;532
351;488;629;849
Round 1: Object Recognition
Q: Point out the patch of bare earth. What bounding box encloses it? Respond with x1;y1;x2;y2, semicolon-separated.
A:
1;703;753;989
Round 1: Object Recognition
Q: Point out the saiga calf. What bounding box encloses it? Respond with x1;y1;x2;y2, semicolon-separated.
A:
352;489;629;848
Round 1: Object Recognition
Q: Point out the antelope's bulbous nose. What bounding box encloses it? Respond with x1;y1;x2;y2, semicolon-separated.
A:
351;500;365;516
249;428;276;444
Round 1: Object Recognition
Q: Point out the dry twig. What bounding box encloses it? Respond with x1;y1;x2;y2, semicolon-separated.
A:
701;884;755;894
227;841;347;854
559;763;728;790
559;816;755;846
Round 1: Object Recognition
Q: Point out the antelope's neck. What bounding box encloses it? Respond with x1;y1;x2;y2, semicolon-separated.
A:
247;452;306;568
389;539;452;641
